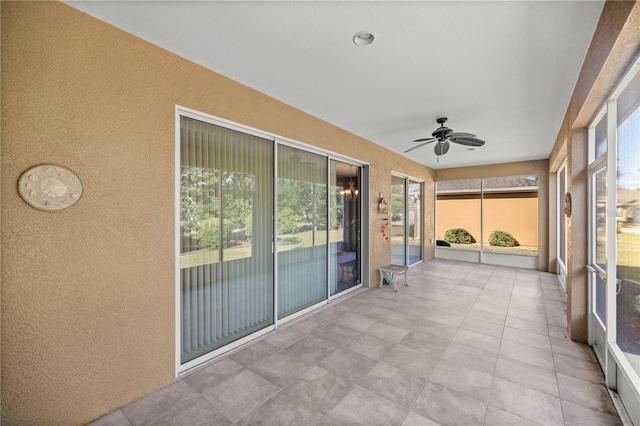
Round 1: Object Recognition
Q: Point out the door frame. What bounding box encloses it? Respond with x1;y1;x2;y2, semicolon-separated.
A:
587;153;608;367
586;53;640;425
174;105;369;375
391;172;424;267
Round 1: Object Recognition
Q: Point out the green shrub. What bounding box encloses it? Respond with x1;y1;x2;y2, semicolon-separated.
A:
488;230;518;247
201;217;234;250
444;228;474;244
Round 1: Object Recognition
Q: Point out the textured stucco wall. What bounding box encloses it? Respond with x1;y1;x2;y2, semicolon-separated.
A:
436;196;482;243
0;2;433;424
435;159;550;271
566;129;589;342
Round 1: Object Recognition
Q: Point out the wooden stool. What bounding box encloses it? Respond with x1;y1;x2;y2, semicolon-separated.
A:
378;264;409;292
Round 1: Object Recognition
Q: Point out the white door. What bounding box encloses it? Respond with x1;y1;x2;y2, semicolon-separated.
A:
587;55;640;425
587;160;607;365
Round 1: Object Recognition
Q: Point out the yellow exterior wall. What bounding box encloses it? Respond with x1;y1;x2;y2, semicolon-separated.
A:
483;194;538;246
436;196;481;242
0;2;434;424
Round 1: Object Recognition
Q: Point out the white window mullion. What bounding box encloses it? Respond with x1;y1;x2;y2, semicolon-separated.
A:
605;99;617;347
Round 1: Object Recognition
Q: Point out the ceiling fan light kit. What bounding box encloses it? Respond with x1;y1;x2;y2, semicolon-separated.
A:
405;117;486;161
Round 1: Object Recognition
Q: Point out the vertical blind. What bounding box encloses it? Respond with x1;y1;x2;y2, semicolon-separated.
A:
180;115;363;364
180;117;274;364
277;146;328;318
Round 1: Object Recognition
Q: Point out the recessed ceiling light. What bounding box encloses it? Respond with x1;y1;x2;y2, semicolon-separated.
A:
353;31;375;46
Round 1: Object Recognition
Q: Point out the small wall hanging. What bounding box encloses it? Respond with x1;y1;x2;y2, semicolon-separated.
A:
378;192;388;214
381;221;390;242
564;192;572;217
18;164;83;211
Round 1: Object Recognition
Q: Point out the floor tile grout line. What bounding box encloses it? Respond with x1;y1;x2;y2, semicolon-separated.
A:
105;261;621;426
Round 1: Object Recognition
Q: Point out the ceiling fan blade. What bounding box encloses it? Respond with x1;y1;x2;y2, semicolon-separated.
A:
434;141;450;156
449;137;485;147
412;137;437;143
404;140;434;153
448;132;476;138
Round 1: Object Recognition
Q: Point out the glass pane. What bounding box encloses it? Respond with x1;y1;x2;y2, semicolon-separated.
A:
595;274;606;327
595;170;607;270
616;74;640;375
482;175;539;255
408;180;422;265
436;179;481;250
180;117;274;364
330;161;360;295
595;112;608;158
277;146;328;318
391;175;406;264
594;168;607;326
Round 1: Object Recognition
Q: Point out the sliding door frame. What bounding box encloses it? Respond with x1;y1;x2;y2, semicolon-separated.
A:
391;172;424;267
174;106;368;375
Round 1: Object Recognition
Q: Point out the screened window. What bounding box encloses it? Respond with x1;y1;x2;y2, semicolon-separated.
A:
436;176;538;255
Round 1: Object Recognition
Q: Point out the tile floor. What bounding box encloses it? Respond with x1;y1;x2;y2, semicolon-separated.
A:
93;259;624;425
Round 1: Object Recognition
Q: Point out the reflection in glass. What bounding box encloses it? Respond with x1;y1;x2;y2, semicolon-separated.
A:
595;112;608;158
277;146;327;318
179;117;274;364
595;170;607;270
408;180;422;265
595;169;607;326
330;161;361;295
616;74;640;374
391;176;406;264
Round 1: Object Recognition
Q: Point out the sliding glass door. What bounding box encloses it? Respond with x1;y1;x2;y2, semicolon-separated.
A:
178;111;366;370
330;161;361;295
391;176;406;265
179;117;274;364
277;146;328;318
408;179;423;265
391;175;423;266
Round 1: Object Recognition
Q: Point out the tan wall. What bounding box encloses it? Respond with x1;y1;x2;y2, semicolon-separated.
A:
548;1;640;342
436;196;481;242
437;194;538;246
483;194;538;246
435;160;549;270
0;2;434;424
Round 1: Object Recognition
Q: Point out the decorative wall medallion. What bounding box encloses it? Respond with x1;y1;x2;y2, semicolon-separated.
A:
564;192;572;217
18;164;83;211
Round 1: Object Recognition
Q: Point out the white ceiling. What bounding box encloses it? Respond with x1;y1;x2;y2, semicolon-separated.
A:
65;1;604;169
